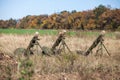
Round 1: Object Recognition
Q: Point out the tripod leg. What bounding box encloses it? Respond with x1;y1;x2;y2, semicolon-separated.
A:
100;43;103;57
96;43;101;56
58;42;62;50
36;45;38;55
64;41;72;54
63;44;66;53
37;42;43;50
102;43;111;56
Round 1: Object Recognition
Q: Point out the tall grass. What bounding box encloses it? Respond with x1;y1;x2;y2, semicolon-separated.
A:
0;32;120;80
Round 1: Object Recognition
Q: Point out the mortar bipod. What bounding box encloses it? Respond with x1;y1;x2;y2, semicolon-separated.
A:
35;40;43;53
57;37;72;54
83;34;110;56
51;30;72;54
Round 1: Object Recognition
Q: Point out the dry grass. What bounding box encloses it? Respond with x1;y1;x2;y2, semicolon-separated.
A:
115;31;120;39
0;33;120;80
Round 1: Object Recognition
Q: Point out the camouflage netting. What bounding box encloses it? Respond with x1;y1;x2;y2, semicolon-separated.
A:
0;53;18;80
14;47;26;56
42;46;53;55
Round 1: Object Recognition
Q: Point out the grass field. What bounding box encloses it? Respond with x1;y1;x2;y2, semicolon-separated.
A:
0;29;120;80
0;29;58;35
0;29;115;37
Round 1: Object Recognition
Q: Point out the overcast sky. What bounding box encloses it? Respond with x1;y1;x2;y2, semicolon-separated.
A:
0;0;120;20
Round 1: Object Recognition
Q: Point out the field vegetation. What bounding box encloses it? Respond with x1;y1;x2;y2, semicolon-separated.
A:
0;30;120;80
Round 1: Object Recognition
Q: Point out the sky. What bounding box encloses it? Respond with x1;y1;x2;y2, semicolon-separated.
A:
0;0;120;20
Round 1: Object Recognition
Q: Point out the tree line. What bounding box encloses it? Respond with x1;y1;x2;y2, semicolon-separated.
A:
0;5;120;30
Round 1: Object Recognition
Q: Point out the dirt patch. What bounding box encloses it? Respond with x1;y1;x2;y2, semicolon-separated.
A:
0;53;18;80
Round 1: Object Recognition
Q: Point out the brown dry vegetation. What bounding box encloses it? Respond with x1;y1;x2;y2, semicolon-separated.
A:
0;32;120;80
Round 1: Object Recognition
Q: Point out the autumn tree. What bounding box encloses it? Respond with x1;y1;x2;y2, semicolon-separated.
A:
0;5;120;31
